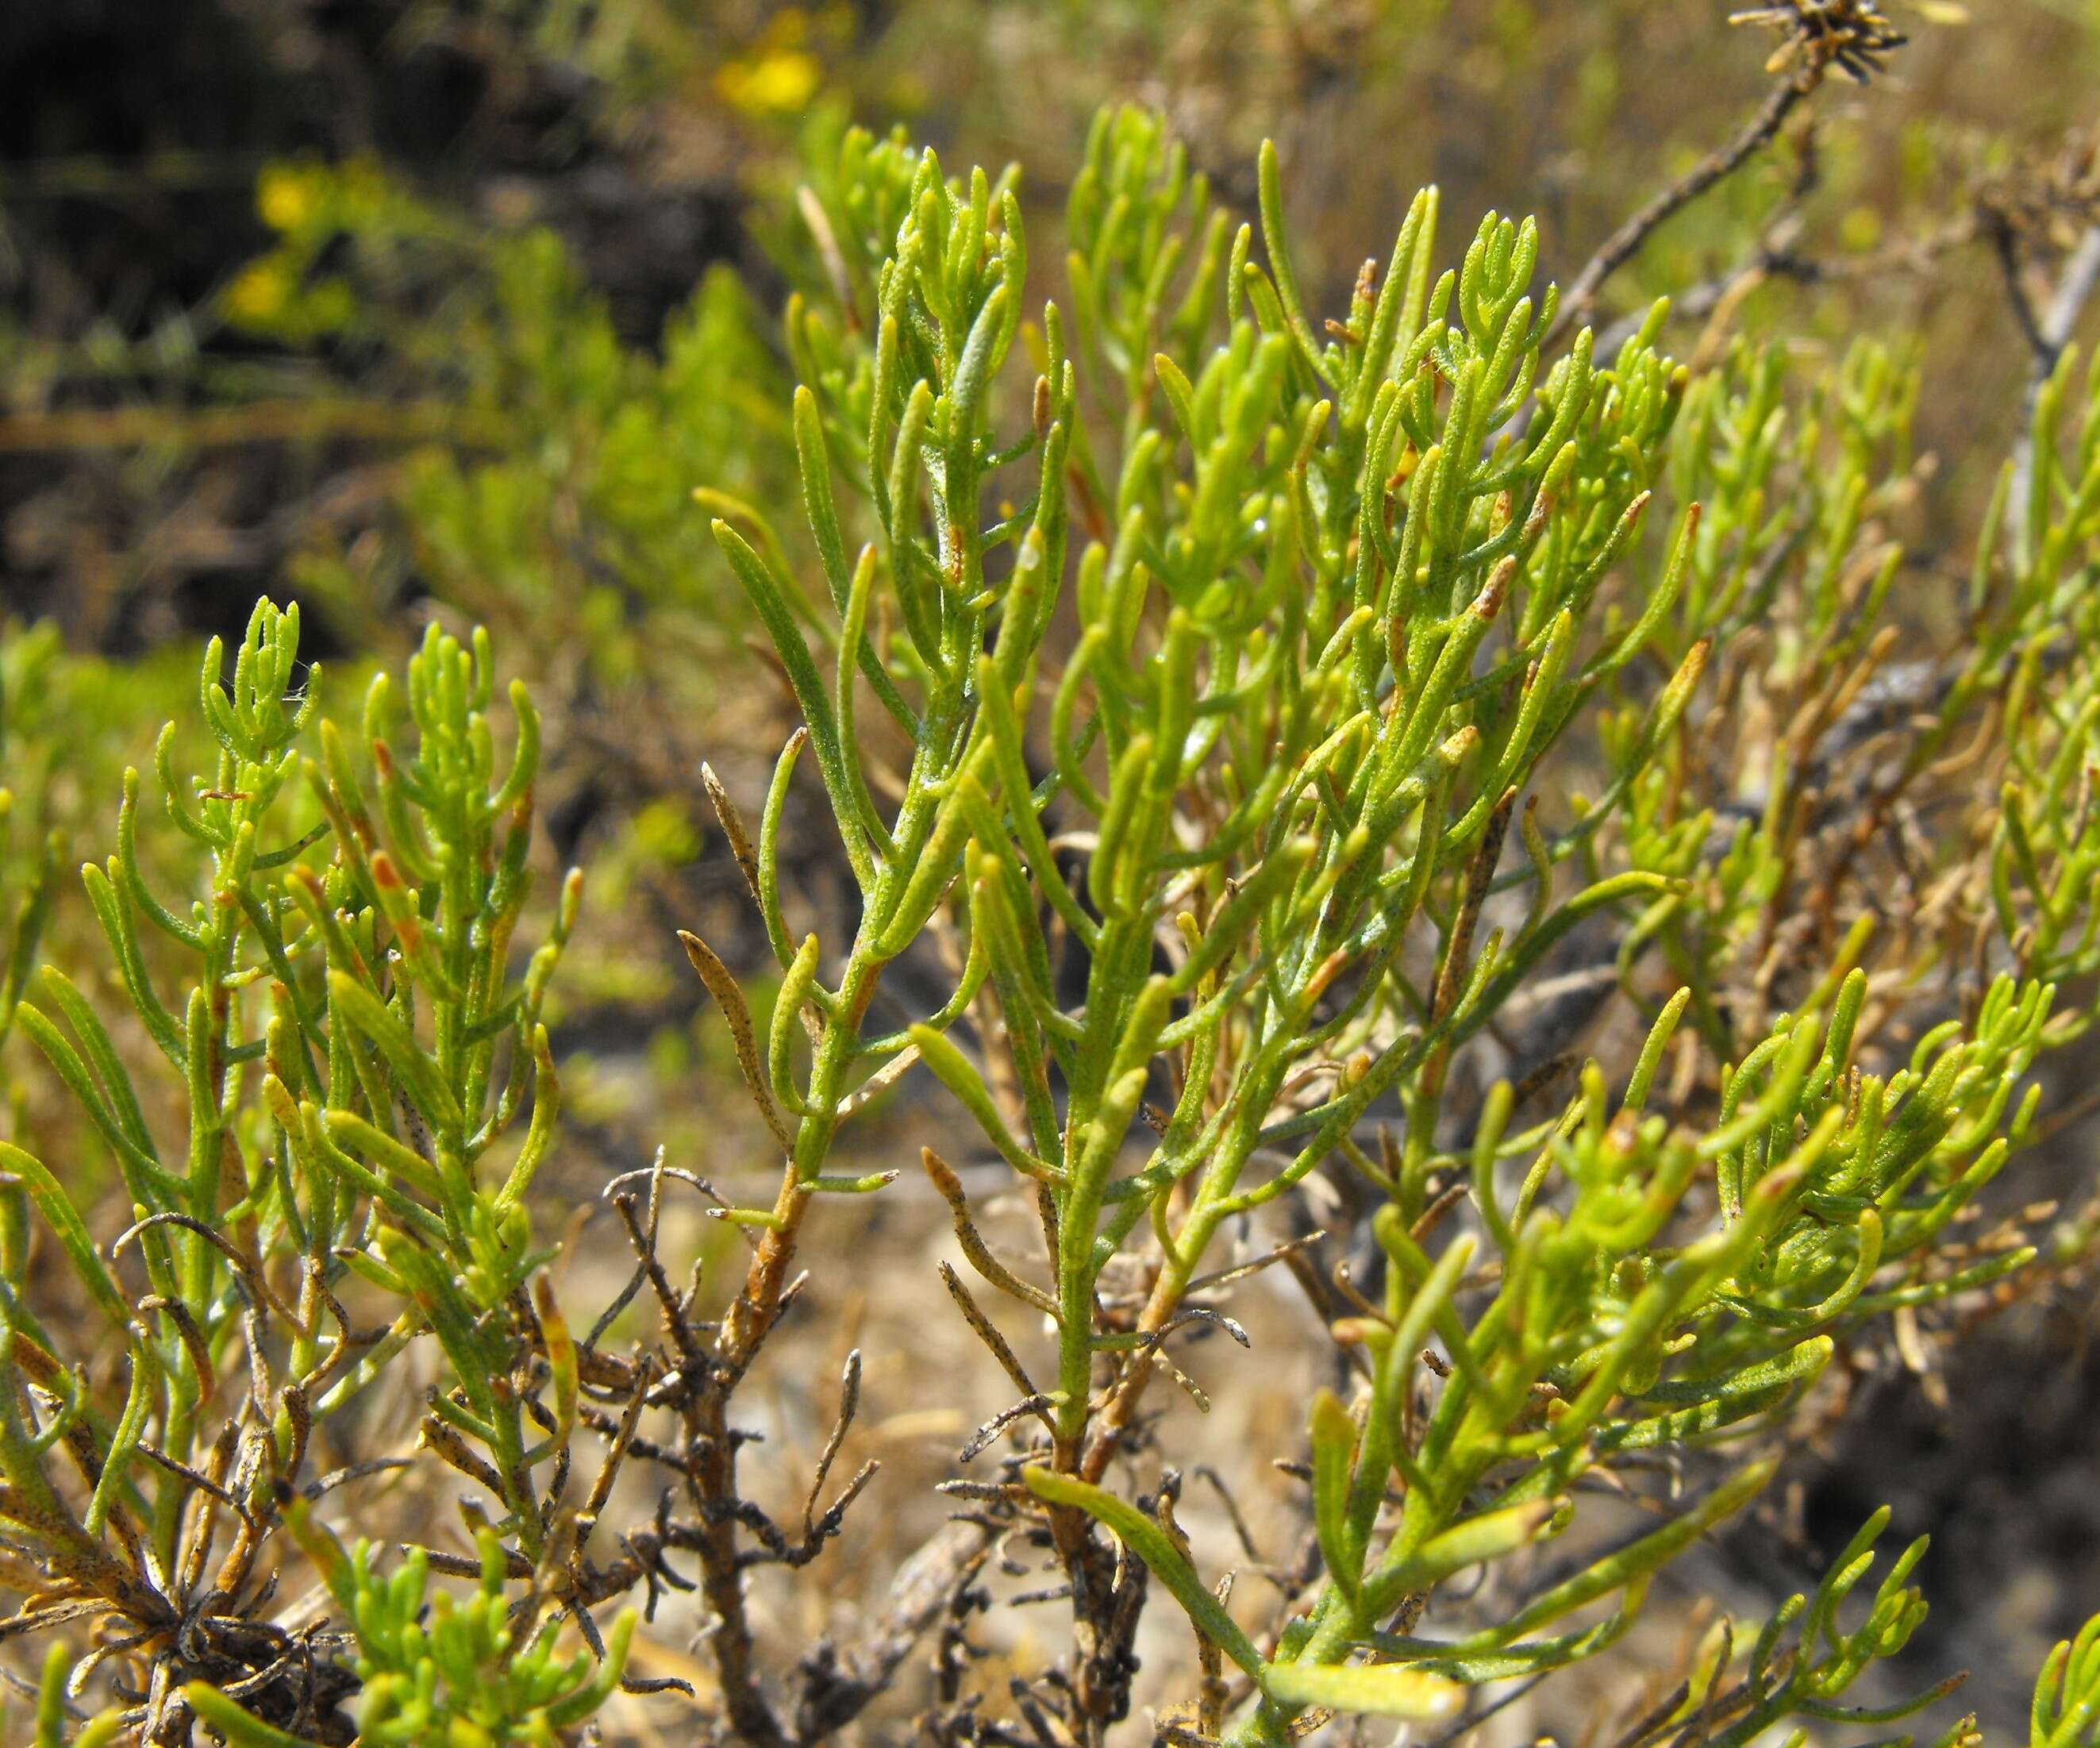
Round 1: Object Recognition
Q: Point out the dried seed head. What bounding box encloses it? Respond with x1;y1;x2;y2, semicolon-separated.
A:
1729;1;1910;84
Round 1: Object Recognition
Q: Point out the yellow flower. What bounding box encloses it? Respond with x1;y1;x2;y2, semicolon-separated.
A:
717;48;822;118
256;164;320;233
225;258;290;325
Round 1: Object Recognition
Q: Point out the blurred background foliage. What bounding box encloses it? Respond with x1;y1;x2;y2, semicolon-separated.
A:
4;0;2100;1732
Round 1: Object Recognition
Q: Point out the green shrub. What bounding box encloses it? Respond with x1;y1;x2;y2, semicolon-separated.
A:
6;68;2100;1748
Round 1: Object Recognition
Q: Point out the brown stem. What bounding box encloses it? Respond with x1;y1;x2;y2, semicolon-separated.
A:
1549;71;1815;349
1041;1484;1143;1748
790;1518;996;1742
1079;1268;1180;1487
685;1163;813;1748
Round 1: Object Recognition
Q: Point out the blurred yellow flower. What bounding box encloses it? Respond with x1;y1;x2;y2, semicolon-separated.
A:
256;164;321;233
717;48;822;117
225;258;290;325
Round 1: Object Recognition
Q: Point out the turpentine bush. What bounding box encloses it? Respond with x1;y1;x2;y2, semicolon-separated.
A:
3;87;2100;1748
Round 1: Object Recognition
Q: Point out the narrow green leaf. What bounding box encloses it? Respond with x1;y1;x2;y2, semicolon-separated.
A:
183;1684;328;1747
1024;1465;1266;1680
1262;1661;1464;1722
